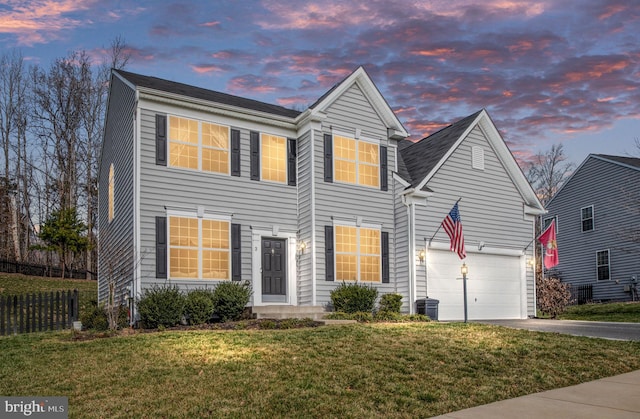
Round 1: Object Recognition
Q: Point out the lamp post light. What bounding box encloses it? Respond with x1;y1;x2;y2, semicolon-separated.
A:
461;263;469;323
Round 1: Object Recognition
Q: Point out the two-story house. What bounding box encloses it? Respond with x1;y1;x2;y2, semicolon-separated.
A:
99;67;544;321
544;154;640;302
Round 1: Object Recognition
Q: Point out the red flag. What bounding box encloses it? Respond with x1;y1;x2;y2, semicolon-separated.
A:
538;220;559;269
442;202;466;259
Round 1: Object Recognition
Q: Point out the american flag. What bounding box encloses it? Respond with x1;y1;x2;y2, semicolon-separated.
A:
442;202;466;259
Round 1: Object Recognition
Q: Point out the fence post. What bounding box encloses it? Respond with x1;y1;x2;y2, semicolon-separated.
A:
55;291;61;330
19;295;24;334
73;289;79;322
25;294;31;333
48;291;54;331
0;296;4;336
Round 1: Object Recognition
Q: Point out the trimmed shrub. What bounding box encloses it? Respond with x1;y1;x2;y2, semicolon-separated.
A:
211;281;252;322
80;300;128;331
185;289;215;325
330;282;378;314
537;275;572;318
374;310;402;321
379;293;403;313
137;285;186;329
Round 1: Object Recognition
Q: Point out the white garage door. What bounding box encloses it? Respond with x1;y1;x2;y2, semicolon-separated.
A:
426;250;524;320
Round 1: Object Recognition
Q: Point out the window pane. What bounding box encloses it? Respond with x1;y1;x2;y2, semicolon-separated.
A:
203;250;229;279
336;254;357;281
335;160;356;183
202;122;228;149
169;116;198;144
358;163;380;187
170;143;198;169
334;136;356;160
202;149;229;174
169;217;198;247
358;142;379;165
360;255;380;282
170;248;198;278
335;226;357;253
262;134;286;183
202;220;229;249
360;228;380;255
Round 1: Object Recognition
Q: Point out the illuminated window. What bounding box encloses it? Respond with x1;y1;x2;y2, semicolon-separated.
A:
108;164;115;222
262;134;286;183
169;116;229;174
335;225;381;282
169;216;230;280
334;135;379;187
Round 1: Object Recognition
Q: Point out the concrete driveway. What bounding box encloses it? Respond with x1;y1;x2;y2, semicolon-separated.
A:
477;319;640;341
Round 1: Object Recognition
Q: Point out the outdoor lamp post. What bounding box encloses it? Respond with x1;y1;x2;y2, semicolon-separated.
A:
461;263;468;323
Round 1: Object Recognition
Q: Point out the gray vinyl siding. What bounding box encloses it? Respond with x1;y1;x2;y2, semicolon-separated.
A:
314;84;398;306
137;107;298;299
98;76;136;303
297;131;313;305
546;156;640;301
393;180;411;311
416;126;536;313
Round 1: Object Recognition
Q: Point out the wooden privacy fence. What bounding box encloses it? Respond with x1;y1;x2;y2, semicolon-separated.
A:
0;290;79;336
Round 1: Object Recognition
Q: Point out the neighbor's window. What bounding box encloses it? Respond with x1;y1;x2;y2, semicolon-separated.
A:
581;205;594;232
169;216;230;280
596;250;610;281
334;135;379;188
262;134;286;183
335;225;381;282
169;115;229;174
108;164;115;222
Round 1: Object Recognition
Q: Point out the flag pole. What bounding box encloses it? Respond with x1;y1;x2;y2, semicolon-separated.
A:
427;197;462;244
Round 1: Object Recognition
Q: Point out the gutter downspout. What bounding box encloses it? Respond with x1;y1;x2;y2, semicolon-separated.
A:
402;194;416;314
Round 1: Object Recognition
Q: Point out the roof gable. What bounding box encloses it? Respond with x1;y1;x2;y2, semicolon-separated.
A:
400;109;544;214
303;67;408;139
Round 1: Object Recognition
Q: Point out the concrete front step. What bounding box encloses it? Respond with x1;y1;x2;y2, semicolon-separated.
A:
250;305;329;320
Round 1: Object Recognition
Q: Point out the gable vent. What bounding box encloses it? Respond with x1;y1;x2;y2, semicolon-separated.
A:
472;146;485;170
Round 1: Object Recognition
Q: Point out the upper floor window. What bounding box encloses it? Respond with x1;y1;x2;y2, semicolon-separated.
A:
261;134;286;183
596;249;610;280
581;205;594;232
334;135;379;188
169;115;229;174
169;215;230;280
335;225;381;282
108;164;115;222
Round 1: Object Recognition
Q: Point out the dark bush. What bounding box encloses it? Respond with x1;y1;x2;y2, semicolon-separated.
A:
379;293;402;313
184;289;215;325
137;285;186;329
211;281;252;322
80;300;128;331
330;282;378;313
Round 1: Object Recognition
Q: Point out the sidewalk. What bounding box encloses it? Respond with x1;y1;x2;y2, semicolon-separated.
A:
432;369;640;418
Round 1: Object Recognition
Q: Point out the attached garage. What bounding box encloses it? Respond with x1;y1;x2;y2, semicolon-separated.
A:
426;247;526;320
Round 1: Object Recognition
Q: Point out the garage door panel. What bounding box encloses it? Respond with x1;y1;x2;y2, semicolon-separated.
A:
426;250;522;320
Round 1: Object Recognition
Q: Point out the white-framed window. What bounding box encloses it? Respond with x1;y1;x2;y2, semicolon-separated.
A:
108;163;115;223
596;249;610;281
168;115;230;174
334;134;379;188
261;133;287;183
543;216;557;232
581;205;594;232
168;213;231;280
335;224;381;282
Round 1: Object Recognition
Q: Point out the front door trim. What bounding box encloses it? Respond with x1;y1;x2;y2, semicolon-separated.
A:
251;228;297;306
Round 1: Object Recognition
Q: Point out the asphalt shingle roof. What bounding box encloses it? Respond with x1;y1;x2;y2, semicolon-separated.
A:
594;154;640;169
115;69;301;119
399;110;482;186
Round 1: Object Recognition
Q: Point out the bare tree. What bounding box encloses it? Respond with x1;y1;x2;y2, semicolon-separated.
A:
525;144;575;205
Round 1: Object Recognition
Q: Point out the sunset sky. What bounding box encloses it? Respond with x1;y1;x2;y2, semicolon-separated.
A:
1;0;639;166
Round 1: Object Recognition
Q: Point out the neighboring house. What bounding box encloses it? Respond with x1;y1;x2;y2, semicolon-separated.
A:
544;154;640;302
98;67;544;321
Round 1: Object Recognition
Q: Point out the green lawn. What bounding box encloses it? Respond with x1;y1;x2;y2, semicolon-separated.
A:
1;323;639;418
0;273;97;298
560;301;640;322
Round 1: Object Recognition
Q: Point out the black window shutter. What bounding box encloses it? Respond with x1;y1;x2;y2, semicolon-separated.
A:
325;225;334;281
155;216;167;278
231;129;241;177
250;131;260;180
324;134;333;182
231;223;241;281
155;114;167;166
380;145;388;191
381;231;389;283
287;138;297;186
